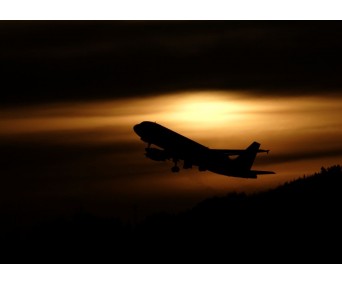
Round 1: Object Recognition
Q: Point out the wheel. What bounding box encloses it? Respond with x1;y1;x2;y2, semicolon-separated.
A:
171;166;180;173
198;166;206;171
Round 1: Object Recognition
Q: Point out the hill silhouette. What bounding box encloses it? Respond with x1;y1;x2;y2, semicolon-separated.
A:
1;165;342;263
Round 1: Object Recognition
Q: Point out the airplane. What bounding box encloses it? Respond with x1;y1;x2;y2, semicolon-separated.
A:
133;121;275;178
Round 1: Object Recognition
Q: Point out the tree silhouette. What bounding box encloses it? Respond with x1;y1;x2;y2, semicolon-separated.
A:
1;165;341;263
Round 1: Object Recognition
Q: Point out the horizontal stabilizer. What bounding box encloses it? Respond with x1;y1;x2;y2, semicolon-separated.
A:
210;149;269;156
250;170;275;175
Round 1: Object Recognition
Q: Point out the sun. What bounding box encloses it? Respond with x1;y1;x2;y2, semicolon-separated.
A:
165;92;249;128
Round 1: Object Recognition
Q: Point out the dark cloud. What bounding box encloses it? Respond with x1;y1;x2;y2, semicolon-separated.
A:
2;21;342;105
0;133;219;225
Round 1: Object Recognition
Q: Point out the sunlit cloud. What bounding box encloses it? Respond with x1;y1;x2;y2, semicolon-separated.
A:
1;90;342;198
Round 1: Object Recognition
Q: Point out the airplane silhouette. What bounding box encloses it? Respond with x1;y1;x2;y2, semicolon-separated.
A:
133;121;275;178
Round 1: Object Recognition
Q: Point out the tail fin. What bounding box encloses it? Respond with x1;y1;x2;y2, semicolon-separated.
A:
235;142;260;171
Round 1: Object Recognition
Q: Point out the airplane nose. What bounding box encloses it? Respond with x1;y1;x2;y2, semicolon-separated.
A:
133;124;141;135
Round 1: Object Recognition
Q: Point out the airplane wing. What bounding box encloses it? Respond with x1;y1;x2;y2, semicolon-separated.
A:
250;170;275;175
210;149;270;155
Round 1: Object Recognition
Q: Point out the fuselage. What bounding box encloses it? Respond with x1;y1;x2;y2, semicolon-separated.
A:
134;121;207;152
133;121;274;178
133;121;232;173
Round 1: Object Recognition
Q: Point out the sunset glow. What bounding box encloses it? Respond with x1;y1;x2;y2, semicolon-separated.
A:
1;89;342;221
3;21;342;263
2;91;342;194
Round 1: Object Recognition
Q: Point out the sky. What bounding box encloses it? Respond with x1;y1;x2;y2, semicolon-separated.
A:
1;21;342;223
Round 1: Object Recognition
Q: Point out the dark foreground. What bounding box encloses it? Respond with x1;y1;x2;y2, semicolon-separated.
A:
2;165;342;263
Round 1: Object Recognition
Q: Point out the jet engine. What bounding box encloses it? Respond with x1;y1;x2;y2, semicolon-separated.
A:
145;148;168;161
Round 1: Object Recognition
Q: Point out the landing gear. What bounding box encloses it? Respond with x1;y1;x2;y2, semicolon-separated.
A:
183;160;192;169
198;165;206;171
171;166;180;173
171;157;180;173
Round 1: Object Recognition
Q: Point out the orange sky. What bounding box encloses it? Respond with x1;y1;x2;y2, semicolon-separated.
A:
1;91;342;219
